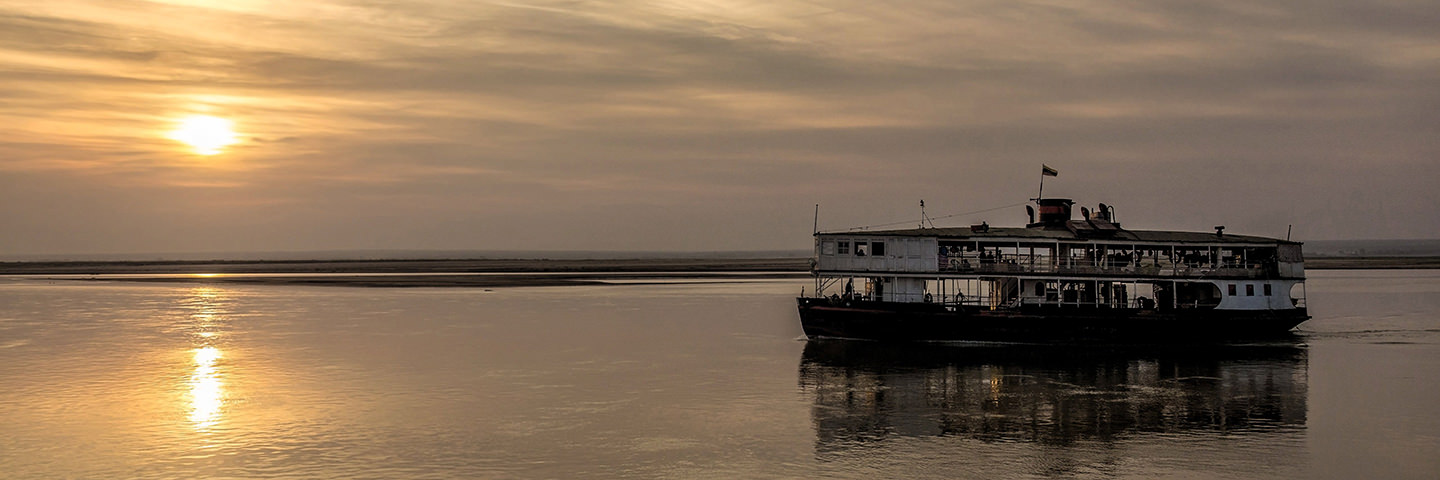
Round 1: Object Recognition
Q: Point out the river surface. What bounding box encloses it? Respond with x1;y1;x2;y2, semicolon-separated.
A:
1;270;1437;479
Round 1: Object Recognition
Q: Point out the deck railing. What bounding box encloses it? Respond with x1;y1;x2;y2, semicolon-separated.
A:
938;254;1276;279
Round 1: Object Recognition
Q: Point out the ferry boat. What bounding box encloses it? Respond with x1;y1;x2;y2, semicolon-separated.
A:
797;197;1309;341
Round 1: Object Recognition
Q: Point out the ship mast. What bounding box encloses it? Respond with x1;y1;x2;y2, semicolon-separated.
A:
1036;164;1058;202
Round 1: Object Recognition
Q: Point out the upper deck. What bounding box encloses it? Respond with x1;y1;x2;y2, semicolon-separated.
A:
814;222;1304;280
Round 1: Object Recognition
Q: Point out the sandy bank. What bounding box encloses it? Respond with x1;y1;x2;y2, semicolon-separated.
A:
1303;256;1440;269
0;258;812;288
0;257;811;275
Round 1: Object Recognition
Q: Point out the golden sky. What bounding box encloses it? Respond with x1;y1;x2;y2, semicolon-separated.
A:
2;0;1438;255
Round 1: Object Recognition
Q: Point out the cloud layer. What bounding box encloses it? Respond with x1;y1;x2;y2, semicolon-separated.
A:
2;0;1437;254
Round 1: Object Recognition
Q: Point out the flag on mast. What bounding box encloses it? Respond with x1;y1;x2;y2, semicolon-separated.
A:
1042;164;1058;177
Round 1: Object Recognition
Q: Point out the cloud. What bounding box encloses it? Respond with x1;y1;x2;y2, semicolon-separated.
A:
0;0;1438;254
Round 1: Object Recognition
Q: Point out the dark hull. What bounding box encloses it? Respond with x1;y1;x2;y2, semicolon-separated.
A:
797;297;1309;342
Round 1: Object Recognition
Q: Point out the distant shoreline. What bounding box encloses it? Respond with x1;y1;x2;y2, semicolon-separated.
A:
0;257;810;275
0;258;811;288
3;256;1437;273
1303;256;1440;269
2;256;1434;288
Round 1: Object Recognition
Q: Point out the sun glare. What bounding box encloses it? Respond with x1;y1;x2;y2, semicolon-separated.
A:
189;346;224;428
169;115;238;155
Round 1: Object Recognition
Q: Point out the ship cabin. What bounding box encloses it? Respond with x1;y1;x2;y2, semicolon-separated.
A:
811;199;1306;313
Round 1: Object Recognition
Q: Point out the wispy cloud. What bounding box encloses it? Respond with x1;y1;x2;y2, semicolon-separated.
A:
1;0;1437;254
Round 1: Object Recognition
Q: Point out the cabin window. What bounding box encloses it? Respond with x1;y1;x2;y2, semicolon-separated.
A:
871;241;886;256
837;241;850;255
822;241;835;255
855;243;868;256
1246;284;1255;296
1228;284;1237;296
1264;284;1273;296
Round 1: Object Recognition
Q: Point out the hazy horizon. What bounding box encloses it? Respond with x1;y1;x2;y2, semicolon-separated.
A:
3;1;1437;255
4;238;1439;263
0;248;814;263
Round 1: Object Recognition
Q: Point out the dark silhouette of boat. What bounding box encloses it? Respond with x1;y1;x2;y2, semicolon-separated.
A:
798;195;1309;341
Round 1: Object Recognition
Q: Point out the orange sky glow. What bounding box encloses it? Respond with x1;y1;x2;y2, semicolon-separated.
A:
1;0;1438;256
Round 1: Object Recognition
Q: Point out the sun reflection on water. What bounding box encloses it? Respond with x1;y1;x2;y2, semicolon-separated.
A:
183;287;229;431
190;346;224;428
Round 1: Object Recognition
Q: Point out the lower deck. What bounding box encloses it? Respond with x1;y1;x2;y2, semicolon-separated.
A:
813;274;1306;312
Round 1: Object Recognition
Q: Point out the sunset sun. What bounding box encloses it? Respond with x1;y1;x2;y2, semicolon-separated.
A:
169;115;238;155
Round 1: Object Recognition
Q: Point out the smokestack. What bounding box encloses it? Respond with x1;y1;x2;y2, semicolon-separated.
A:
1037;198;1073;227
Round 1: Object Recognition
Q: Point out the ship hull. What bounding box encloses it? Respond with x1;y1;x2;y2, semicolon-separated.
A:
797;297;1309;342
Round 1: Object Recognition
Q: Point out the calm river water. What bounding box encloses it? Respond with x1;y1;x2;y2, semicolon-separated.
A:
1;270;1437;479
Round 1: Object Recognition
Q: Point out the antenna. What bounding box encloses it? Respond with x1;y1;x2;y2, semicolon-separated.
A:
1287;224;1292;241
919;200;935;228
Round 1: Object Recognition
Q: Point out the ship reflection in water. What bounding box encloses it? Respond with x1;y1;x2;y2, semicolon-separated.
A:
799;340;1308;454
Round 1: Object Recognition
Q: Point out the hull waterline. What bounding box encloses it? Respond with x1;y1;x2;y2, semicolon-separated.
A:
797;297;1309;342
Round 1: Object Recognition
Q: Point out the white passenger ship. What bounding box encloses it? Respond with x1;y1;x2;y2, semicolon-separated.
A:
797;197;1309;341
